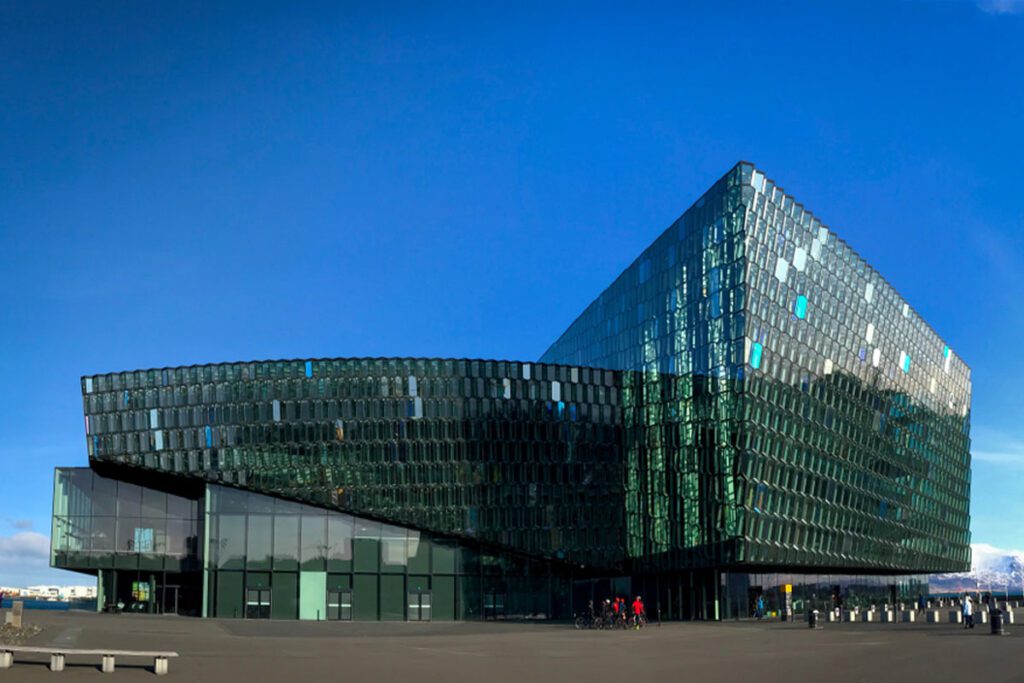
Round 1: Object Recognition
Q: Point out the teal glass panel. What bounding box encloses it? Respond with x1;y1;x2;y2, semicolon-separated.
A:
751;342;763;369
299;571;327;620
794;295;808;319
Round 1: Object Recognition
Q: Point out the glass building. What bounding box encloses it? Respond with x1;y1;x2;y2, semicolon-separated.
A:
52;163;971;621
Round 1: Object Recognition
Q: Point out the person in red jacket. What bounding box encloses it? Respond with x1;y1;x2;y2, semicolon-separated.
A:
631;596;645;628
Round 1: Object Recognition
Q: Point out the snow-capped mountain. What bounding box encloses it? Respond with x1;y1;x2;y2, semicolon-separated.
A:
929;543;1024;594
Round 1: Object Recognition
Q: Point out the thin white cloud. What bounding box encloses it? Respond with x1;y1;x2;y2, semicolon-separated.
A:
970;427;1024;470
12;520;33;531
977;0;1024;14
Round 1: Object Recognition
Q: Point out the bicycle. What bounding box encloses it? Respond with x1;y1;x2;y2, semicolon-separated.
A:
573;613;605;630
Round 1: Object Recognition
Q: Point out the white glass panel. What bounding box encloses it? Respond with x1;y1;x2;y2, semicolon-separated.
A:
793;247;807;272
774;257;789;282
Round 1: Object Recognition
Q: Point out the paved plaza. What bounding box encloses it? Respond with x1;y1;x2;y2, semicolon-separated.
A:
2;609;1023;682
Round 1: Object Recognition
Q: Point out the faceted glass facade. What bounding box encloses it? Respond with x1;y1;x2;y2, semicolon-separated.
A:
542;163;971;576
54;162;971;621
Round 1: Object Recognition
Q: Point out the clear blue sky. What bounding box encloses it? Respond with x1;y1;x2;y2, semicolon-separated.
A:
1;1;1022;586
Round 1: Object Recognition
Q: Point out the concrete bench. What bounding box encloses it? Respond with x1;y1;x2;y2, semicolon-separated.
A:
0;646;178;675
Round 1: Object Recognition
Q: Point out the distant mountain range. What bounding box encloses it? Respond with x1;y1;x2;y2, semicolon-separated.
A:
929;544;1024;594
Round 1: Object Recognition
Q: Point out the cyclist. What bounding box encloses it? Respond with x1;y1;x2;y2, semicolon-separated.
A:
632;595;645;629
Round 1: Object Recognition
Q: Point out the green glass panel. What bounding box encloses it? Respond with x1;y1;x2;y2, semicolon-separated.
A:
432;575;455;621
407;533;430;574
431;540;455;574
271;572;298;620
353;574;378;621
215;571;243;619
380;574;404;621
300;512;327;571
273;516;299;571
327;574;351;592
247;514;272;570
354;520;380;573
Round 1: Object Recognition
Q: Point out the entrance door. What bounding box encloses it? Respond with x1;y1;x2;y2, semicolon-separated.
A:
408;591;431;621
161;585;180;616
246;589;271;619
327;590;352;621
484;591;506;620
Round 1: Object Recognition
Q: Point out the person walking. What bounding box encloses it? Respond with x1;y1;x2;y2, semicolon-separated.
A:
756;595;765;620
632;595;645;629
601;599;613;628
963;594;974;629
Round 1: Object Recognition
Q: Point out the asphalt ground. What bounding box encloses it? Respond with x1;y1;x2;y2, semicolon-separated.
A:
2;609;1023;682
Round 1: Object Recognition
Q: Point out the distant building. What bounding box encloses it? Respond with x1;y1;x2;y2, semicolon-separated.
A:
51;163;971;620
2;585;97;601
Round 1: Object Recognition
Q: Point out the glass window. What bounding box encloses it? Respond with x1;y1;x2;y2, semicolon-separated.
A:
273;515;299;570
300;511;327;571
217;514;246;570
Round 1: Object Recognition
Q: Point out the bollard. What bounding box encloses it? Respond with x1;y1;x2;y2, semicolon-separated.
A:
902;610;916;623
949;610;962;624
8;601;23;629
861;610;876;622
808;609;820;629
0;651;12;669
102;654;116;673
926;610;940;623
50;653;65;672
991;609;1007;636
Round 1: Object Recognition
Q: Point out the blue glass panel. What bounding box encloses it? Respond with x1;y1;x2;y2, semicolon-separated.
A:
943;345;950;358
903;355;911;373
205;425;213;448
305;361;313;378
